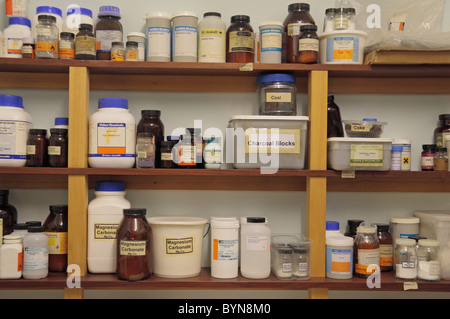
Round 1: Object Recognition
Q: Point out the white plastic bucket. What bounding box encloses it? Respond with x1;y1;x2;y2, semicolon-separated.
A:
319;30;367;64
149;216;208;278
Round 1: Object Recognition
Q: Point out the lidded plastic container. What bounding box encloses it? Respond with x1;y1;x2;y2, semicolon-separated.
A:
326;235;353;279
326;220;343;237
171;11;199;62
0;94;32;167
3;16;32;58
343;119;386;138
210;217;240;278
257;73;297;116
23;226;49;279
88;98;136;168
390;216;420;240
63;7;94;35
32;6;63;39
145;12;172;62
198;12;226;63
0;234;23;279
127;32;146;61
88;181;131;273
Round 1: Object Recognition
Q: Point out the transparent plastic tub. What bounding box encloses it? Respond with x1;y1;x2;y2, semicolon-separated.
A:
343;119;387;138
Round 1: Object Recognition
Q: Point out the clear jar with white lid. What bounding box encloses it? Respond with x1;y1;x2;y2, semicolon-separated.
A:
32;6;63;39
323;8;336;32
394;238;417;280
417;239;440;281
36;15;59;59
257;73;297;116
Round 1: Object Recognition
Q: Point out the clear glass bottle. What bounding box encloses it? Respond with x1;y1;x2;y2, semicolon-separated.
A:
43;205;68;272
345;8;356;30
394;238;418;280
354;222;380;278
334;8;349;30
417;239;440;281
111;41;124;61
323;8;335;32
36;15;59;59
137;110;164;168
136;132;155;168
275;245;293;280
293;244;310;280
125;41;138;61
434;147;448;171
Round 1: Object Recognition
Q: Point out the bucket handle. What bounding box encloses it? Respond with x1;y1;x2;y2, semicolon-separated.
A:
204;223;211;238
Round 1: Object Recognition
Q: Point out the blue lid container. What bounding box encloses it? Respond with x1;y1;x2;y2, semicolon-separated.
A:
0;94;24;108
98;98;128;109
95;181;126;192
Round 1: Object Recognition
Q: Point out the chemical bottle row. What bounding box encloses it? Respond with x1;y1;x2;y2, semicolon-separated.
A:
0;205;68;280
325;219;447;281
1;2;363;64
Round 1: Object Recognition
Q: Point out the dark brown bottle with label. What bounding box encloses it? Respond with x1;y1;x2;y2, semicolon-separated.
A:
75;24;96;60
95;6;123;60
327;95;344;138
283;3;315;63
116;208;152;281
376;223;393;272
226;15;254;63
43;205;68;272
298;24;318;64
0;190;17;236
26;129;48;167
137;110;164;168
48;128;68;167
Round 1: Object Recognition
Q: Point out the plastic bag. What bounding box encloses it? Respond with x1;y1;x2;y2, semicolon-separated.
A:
350;0;450;52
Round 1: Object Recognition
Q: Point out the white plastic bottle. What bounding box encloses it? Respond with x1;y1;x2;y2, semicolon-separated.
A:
23;226;49;280
326;220;344;237
63;7;94;35
211;217;240;278
3;16;32;58
0;94;33;167
0;234;23;279
240;217;271;279
198;12;226;63
88;181;131;273
88;98;136;168
32;6;63;39
5;0;27;17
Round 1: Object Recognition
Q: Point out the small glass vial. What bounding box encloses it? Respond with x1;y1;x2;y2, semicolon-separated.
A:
111;41;124;61
48;128;68;167
354;222;380;278
434;147;448;171
298;24;318;64
417;239;440;281
345;8;356;30
0;234;23;279
59;32;75;59
75;24;96;60
36;15;59;59
323;8;335;32
293;244;310;280
116;208;152;281
334;8;349;30
26;129;48;167
421;144;436;171
160;140;177;168
394;238;418;280
23;226;49;279
21;37;35;58
275;245;293;280
43;205;68;272
125;41;139;61
136;132;155;168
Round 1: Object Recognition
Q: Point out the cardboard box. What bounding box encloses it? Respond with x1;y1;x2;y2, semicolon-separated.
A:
364;49;450;64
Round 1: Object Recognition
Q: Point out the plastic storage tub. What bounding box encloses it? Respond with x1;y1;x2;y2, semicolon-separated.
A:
413;210;450;248
319;30;368;64
228;115;309;170
327;137;393;171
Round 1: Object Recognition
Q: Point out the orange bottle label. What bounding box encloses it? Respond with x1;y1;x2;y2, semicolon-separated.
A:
36;41;58;54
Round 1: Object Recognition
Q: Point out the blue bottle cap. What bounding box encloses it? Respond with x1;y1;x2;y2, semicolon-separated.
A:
67;7;93;18
257;73;295;84
326;220;340;231
0;94;24;108
9;16;31;28
362;118;377;122
95;181;126;192
55;117;69;126
36;6;63;17
98;98;128;109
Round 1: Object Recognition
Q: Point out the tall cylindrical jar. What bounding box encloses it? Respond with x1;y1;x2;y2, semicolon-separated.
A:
0;94;32;167
258;21;283;64
26;129;48;167
88;181;131;273
48;128;68;167
417;239;440;281
35;15;59;59
0;234;22;279
394;238;418;280
282;3;315;63
240;217;271;279
353;222;380;278
137;110;165;168
23;226;48;279
326;235;353;279
116;208;152;281
210;217;240;279
75;23;96;60
376;223;393;272
89;98;136;168
3;16;32;58
145;12;172;62
43;205;68;272
172;11;199;62
198;12;226;63
226;15;254;63
95;6;123;60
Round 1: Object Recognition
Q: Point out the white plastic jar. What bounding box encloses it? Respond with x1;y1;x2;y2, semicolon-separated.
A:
23;226;49;280
0;94;32;167
198;12;226;63
172;11;199;62
210;217;240;278
0;234;23;279
63;7;94;35
258;21;283;63
89;98;136;168
32;6;63;39
88;181;131;273
240;217;271;279
5;0;27;17
145;12;172;62
326;235;353;279
3;16;32;58
127;32;146;61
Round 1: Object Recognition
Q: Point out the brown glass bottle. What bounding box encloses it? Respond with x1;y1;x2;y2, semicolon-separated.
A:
344;219;363;238
283;3;315;63
298;24;318;64
48;128;68;167
95;6;123;60
327;95;344;138
43;205;68;272
160;140;177;168
116;208;152;281
137;110;164;168
434;114;450;148
75;24;96;60
354;222;379;278
226;15;254;63
0;190;17;236
376;223;393;272
26;129;48;167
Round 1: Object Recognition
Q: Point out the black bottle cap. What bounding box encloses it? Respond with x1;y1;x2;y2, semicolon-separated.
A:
123;208;147;216
230;15;250;23
288;3;310;12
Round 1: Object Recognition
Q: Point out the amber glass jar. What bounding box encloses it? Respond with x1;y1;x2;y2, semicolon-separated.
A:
354;222;380;278
95;6;123;60
75;24;96;60
116;208;152;281
48;128;68;167
376;223;393;272
433;114;450;148
298;24;318;64
327;95;344;138
0;190;17;236
43;205;68;272
283;3;315;63
26;129;48;167
137;110;164;168
344;219;363;238
160;140;177;168
226;15;254;63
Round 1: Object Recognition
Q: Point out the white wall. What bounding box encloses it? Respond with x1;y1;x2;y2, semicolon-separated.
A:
1;0;450;299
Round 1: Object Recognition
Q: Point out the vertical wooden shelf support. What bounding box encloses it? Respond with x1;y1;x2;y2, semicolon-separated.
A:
306;70;328;299
67;67;90;299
